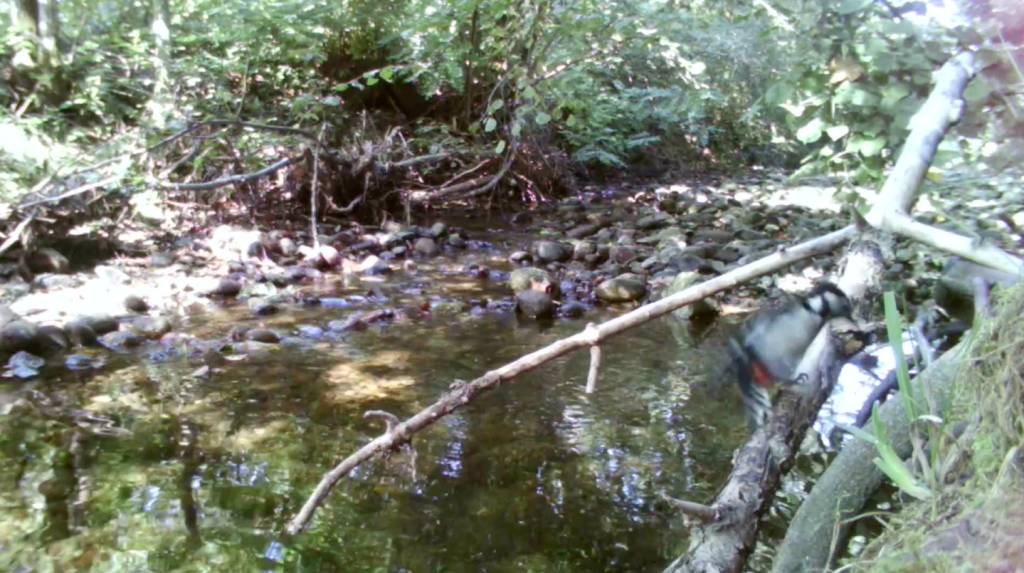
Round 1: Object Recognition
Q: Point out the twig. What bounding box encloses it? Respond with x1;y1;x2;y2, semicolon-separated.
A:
584;322;601;394
157;155;303;191
197;120;318;142
17;174;121;209
285;224;857;535
661;494;719;524
390;153;450;169
434;159;491;189
463;148;517;199
854;371;899;427
364;410;401;432
311;124;326;249
407;175;493;204
0;211;37;256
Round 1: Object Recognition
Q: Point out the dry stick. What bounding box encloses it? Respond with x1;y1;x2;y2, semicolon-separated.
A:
158;155;303;191
408;175;493;204
465;148;517;199
198;119;318;142
285;224;857;535
434;158;491;189
584;322;602;394
311;124;327;250
17;174;121;210
0;211;37;257
661;494;719;524
390;153;450;169
885;211;1022;276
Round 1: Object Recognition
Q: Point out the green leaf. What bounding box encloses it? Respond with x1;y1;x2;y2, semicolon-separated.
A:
963;78;994;103
380;67;395;82
826;125;850;141
881;83;912;107
871;407;933;500
796;118;824;144
484;117;498;133
858;137;886;157
365;76;379;87
495;140;507;154
535;112;551;126
487;99;505;114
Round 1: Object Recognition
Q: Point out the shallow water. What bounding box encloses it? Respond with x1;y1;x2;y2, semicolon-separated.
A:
0;213;807;572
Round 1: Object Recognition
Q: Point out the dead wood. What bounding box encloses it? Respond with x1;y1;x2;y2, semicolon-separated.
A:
771;344;966;573
664;240;884;573
770;50;1014;573
863;51;1023;277
158;155;305;191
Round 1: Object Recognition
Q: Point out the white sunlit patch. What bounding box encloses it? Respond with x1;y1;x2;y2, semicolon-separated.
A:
815;336;917;447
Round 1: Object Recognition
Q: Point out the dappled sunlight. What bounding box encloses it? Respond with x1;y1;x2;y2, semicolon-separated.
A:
320;350;419;403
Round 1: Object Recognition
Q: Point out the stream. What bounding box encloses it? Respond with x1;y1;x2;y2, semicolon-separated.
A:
0;206;842;572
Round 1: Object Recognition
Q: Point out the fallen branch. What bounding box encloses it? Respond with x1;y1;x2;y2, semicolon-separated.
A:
772;343;967;573
157;155;304;191
389;153;450;169
665;240;884;573
197;119;319;142
771;49;995;572
285;224;857;535
878;211;1023;276
17;174;122;209
407;174;493;204
863;51;1023;277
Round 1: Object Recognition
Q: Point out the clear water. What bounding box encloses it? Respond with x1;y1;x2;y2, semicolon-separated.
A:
0;216;778;572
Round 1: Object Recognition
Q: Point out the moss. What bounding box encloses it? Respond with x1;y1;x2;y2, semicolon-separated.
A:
844;283;1024;572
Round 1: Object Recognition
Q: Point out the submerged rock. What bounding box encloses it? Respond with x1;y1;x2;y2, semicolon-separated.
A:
663;272;719;321
296;325;324;339
65;353;105;371
99;331;144;352
245;329;281;344
509;267;555;295
516;289;555;319
559;300;588;319
596;274;647;303
128;316;173;339
248;298;279;316
531;240;573;263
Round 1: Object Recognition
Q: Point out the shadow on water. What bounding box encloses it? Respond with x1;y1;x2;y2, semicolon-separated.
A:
0;222;759;572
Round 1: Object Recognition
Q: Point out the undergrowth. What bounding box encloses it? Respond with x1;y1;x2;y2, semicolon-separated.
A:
845;283;1024;572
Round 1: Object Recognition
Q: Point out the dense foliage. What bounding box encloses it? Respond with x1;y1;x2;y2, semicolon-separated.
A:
1;0;1021;200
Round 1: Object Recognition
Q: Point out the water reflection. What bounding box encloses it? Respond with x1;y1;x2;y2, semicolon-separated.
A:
0;281;757;571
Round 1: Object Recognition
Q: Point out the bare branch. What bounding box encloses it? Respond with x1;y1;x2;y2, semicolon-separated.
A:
157;155;304;192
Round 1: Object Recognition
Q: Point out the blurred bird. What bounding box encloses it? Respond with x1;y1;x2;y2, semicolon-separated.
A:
727;282;852;428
